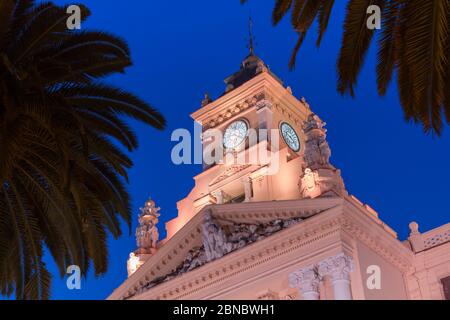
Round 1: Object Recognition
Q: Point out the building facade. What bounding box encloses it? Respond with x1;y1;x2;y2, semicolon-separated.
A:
109;53;450;300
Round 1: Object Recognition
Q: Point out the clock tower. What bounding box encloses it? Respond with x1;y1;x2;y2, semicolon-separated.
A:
110;49;450;302
164;51;346;239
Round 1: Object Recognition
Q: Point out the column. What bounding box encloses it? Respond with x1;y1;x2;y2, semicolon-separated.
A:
256;99;273;132
242;176;252;202
318;253;354;300
289;266;320;300
256;99;274;149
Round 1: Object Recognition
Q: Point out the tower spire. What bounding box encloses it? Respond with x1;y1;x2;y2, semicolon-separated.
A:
247;16;256;55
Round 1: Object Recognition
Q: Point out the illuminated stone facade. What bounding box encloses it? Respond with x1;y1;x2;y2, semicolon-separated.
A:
110;54;450;300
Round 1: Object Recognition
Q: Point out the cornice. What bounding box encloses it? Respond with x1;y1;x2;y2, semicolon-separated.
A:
133;205;345;300
109;196;414;300
208;164;253;187
108;198;342;300
191;71;310;132
341;198;414;272
211;197;341;225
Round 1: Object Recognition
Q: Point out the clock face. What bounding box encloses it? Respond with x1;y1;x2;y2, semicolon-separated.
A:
223;120;248;149
280;122;300;152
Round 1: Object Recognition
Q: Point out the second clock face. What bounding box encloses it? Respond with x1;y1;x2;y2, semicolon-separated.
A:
280;122;300;152
223;120;248;149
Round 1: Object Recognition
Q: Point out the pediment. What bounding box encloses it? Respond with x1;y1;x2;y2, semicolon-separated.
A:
109;197;342;300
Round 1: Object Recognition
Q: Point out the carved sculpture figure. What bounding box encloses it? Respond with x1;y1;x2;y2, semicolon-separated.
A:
127;198;162;277
135;198;160;254
140;215;305;292
300;169;318;194
202;212;233;261
302;114;331;170
300;114;345;198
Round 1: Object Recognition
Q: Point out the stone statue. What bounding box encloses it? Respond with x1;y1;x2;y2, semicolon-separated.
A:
202;212;233;262
300;113;345;199
302;114;331;170
135;198;160;254
201;92;213;107
127;252;141;276
140;215;305;289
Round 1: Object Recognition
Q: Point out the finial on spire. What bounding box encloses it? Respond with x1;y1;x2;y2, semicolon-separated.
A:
247;16;256;55
127;197;160;276
135;197;160;254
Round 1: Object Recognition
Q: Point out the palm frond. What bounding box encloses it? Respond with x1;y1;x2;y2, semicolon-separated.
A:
0;1;165;299
258;0;450;134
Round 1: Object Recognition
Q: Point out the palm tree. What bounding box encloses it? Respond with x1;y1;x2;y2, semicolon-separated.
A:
242;0;450;135
0;0;165;299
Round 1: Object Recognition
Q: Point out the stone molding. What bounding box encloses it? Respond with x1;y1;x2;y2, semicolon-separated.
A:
201;90;303;133
143;216;343;300
209;164;252;186
109;196;413;300
256;289;280;300
120;205;342;300
202;92;270;131
192;72;308;133
255;98;273;111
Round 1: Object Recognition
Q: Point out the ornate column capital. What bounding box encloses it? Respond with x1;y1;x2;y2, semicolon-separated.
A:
318;253;354;281
289;266;320;296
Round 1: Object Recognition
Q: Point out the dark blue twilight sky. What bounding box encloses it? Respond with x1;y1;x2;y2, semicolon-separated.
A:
42;0;450;299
